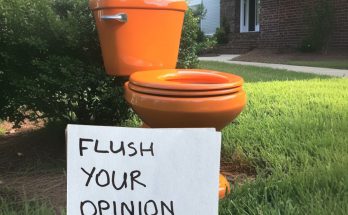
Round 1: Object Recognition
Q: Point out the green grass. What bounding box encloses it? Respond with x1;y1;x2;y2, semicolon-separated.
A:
199;61;348;214
199;61;330;82
222;78;348;172
0;199;57;215
286;60;348;70
0;188;58;215
1;62;347;214
0;120;5;136
220;162;348;215
0;128;5;136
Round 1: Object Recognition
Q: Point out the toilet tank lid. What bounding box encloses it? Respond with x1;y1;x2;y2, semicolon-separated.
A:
89;0;188;12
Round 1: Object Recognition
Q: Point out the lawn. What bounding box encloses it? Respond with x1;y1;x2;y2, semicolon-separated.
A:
287;60;348;70
1;61;347;214
201;61;348;214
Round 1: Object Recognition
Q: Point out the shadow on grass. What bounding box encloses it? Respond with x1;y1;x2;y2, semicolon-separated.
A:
199;61;332;83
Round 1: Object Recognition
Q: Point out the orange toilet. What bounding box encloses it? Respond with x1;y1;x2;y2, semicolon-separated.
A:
89;0;246;199
125;69;246;130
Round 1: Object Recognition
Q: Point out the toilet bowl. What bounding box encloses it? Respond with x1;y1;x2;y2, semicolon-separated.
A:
125;69;247;130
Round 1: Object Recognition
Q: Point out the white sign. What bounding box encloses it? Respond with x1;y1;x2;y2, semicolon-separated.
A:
66;125;221;215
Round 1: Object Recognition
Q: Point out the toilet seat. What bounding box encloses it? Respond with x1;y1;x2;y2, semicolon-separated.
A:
129;69;244;91
127;82;243;97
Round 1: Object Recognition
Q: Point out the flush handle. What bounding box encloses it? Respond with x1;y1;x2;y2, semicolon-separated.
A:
101;13;128;23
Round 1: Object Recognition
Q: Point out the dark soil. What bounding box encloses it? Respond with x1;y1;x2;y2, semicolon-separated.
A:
0;121;66;210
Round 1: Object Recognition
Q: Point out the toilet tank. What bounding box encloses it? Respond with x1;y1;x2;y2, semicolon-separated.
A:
89;0;188;77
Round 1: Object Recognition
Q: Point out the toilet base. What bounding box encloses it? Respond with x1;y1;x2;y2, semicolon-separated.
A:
219;174;231;199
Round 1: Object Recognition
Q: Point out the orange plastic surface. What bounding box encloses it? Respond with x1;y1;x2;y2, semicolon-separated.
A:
92;7;186;76
130;69;244;90
125;84;247;130
219;174;231;199
128;82;243;97
89;0;188;12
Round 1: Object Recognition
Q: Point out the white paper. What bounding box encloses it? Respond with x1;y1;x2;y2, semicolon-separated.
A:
66;124;221;215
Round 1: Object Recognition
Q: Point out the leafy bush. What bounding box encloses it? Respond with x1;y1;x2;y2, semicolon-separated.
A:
0;0;212;125
197;36;217;55
177;8;200;68
177;6;216;68
300;0;334;52
215;17;230;44
0;0;131;126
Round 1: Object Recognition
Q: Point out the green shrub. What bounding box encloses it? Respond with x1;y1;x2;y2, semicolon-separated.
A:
177;8;201;68
197;36;217;55
194;5;217;55
177;6;216;68
0;0;211;125
300;0;334;52
215;17;230;44
0;0;131;126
